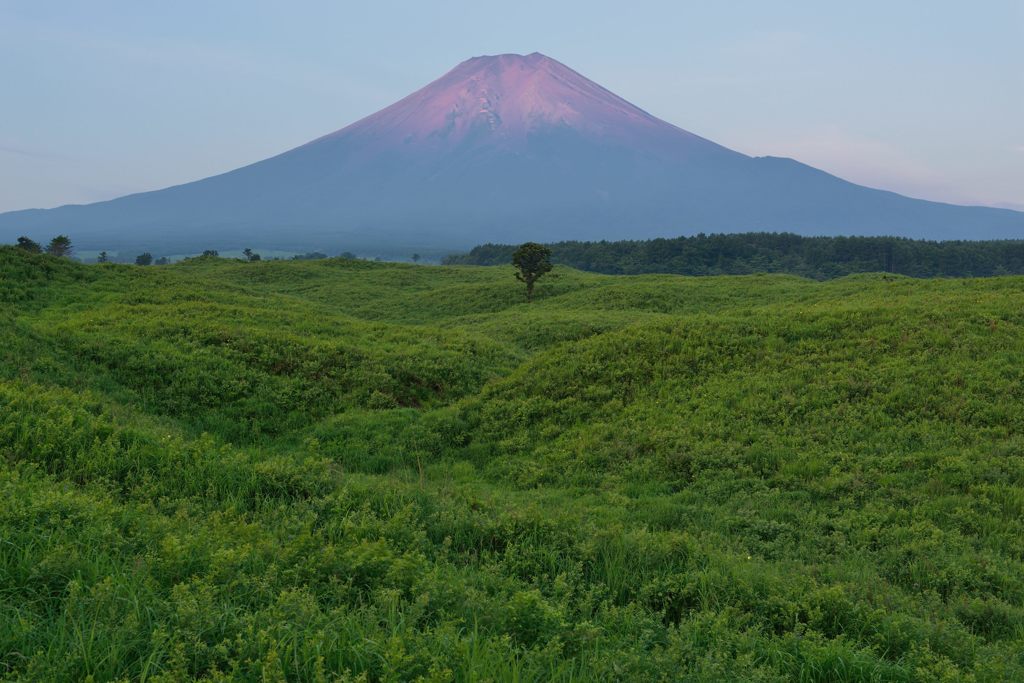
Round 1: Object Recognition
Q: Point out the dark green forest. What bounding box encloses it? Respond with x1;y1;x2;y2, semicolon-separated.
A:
444;232;1024;279
2;246;1023;681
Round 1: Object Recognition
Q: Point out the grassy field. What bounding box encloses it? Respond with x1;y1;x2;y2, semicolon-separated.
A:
1;246;1023;681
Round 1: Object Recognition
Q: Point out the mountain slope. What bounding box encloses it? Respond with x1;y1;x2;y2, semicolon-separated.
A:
2;52;1022;252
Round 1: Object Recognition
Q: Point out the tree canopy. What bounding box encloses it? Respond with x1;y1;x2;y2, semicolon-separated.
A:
15;237;42;254
512;242;553;301
45;235;72;258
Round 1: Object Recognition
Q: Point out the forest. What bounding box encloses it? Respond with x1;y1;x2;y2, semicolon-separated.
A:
444;232;1024;279
1;245;1023;681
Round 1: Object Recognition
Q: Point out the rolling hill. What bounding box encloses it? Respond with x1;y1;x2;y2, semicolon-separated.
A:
2;248;1023;680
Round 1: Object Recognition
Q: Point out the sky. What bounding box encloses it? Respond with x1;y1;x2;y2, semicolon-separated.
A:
1;0;1022;213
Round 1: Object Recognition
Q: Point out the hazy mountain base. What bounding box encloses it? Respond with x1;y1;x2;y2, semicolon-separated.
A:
1;247;1022;681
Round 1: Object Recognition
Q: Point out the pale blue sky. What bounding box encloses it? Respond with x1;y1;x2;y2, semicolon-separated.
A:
2;1;1021;213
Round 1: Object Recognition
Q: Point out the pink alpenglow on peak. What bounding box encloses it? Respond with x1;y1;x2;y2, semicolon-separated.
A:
313;52;723;153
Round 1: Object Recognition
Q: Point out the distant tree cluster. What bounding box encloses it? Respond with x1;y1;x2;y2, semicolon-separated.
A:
8;234;181;265
13;235;73;257
133;253;171;265
6;238;370;265
446;232;1024;280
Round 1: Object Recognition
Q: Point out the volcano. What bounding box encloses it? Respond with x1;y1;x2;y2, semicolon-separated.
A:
2;52;1022;253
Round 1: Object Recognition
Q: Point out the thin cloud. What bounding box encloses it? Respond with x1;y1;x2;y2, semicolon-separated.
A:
0;138;79;162
0;144;54;159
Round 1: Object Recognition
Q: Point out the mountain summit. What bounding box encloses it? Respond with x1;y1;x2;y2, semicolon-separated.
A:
327;53;724;151
2;52;1021;252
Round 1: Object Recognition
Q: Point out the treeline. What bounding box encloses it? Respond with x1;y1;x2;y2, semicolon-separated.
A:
6;235;364;265
444;232;1024;279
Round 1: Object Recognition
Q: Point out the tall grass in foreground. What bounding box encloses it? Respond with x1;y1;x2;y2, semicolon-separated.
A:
0;246;1022;680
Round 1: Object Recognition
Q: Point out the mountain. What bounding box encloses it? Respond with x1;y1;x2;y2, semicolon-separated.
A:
2;52;1022;253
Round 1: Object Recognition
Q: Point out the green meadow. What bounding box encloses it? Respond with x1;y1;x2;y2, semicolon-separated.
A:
1;246;1022;681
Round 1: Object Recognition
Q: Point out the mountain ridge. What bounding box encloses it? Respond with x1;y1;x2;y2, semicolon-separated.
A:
1;52;1021;252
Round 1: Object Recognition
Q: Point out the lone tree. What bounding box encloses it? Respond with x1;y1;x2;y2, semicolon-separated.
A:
243;248;261;262
411;253;421;263
45;235;72;257
97;251;109;263
512;242;552;302
15;236;42;253
135;252;153;266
